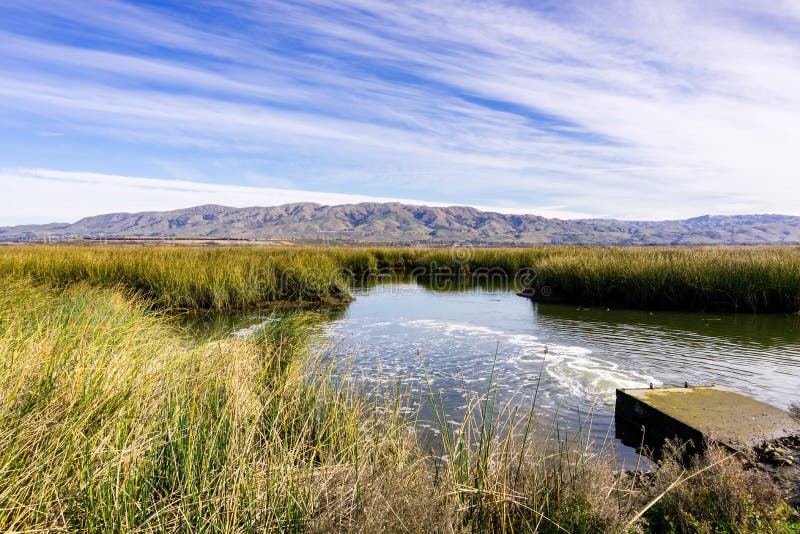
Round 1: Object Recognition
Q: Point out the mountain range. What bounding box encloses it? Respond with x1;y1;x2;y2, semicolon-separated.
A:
3;203;800;245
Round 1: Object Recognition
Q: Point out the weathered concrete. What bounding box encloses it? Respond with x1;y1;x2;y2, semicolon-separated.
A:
615;386;800;457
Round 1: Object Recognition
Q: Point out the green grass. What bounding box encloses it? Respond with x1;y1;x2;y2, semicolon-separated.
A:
527;246;800;313
2;245;800;312
0;246;352;310
0;272;795;532
0;278;435;531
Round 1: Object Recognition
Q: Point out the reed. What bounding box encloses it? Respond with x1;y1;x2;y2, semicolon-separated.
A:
0;246;352;310
2;245;800;312
527;246;800;313
0;278;439;531
0;276;794;531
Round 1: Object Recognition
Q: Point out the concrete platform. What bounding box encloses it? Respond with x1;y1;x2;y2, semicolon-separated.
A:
615;386;800;456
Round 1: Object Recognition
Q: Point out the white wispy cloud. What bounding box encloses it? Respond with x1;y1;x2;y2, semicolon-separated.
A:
0;0;798;221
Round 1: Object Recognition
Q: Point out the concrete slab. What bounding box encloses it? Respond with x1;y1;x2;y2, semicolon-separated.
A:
615;386;800;455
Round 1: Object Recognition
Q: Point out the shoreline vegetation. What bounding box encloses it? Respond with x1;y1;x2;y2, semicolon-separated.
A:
0;246;798;531
1;245;800;313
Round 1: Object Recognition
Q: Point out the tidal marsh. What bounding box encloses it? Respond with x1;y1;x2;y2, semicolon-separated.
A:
2;245;800;312
0;245;797;531
0;278;792;532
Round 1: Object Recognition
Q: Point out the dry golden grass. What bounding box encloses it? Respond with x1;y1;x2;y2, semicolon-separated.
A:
0;259;796;531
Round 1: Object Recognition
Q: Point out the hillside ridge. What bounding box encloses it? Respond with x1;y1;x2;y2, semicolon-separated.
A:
3;203;800;245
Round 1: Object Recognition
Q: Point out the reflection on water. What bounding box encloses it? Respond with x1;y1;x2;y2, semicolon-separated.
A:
534;305;800;409
322;282;800;460
185;281;800;462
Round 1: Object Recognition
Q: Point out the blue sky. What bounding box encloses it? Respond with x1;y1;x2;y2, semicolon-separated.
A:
1;0;799;224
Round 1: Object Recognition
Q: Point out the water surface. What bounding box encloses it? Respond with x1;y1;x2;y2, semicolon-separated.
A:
190;281;800;461
322;283;800;458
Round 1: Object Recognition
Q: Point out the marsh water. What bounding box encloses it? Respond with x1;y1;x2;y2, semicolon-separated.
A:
191;281;800;462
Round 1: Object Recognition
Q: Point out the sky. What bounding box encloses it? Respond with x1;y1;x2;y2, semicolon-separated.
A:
1;0;799;225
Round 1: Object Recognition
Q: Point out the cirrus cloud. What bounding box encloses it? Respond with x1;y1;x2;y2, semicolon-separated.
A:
0;0;798;222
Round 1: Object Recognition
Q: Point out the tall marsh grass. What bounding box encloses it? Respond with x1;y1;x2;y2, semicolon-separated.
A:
2;245;800;312
0;246;351;310
0;278;438;531
0;276;795;531
529;247;800;313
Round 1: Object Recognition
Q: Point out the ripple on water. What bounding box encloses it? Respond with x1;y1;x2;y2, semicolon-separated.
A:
338;316;660;406
232;286;800;464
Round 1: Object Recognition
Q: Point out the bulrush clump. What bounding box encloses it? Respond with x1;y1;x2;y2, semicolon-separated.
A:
0;253;797;531
2;245;800;313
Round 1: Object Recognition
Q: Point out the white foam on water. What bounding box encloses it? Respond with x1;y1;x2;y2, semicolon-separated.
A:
325;316;660;406
399;319;660;404
401;319;504;337
507;338;659;404
543;356;659;404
